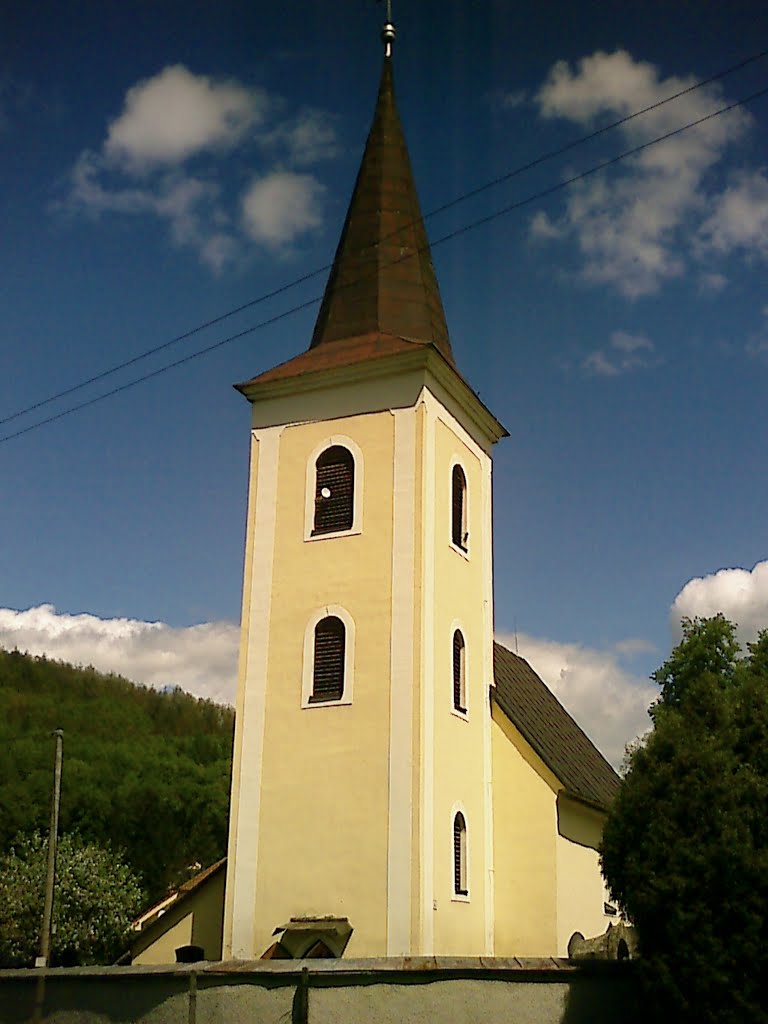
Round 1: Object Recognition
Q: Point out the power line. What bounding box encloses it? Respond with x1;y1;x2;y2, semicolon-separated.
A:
422;47;768;232
0;268;329;429
1;80;767;447
2;47;766;431
429;82;768;254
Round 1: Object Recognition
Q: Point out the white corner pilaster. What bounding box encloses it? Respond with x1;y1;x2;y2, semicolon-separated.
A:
481;454;495;954
387;407;417;954
227;425;283;959
419;390;437;953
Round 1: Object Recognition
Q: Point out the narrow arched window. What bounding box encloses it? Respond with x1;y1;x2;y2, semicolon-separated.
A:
313;446;354;535
453;629;466;714
453;812;468;896
451;464;468;550
310;616;345;702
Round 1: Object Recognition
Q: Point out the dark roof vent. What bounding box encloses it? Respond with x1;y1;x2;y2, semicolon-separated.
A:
175;944;205;963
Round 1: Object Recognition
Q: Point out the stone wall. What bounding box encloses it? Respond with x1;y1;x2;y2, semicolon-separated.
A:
0;957;641;1024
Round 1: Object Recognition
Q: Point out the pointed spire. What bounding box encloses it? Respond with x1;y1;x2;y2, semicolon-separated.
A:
381;1;396;58
309;25;453;364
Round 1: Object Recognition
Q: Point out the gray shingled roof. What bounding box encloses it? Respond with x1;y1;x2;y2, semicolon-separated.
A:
492;642;620;811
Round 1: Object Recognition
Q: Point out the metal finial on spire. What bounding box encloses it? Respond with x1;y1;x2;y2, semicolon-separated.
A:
379;0;395;57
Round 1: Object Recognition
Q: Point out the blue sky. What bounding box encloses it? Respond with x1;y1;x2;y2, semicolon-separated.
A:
2;1;767;763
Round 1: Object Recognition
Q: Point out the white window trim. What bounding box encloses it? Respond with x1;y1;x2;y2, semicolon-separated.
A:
449;619;469;721
450;802;470;903
304;435;364;542
301;605;355;709
448;456;470;560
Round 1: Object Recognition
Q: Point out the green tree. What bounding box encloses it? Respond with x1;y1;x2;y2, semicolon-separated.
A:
0;648;233;902
601;616;768;1024
0;833;144;967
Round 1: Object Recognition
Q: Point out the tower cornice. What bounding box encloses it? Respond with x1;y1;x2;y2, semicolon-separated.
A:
238;343;508;451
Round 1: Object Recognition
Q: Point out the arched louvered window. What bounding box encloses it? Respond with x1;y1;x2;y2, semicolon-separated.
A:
310;615;345;703
453;629;466;714
313;446;354;536
453;812;468;896
451;464;468;550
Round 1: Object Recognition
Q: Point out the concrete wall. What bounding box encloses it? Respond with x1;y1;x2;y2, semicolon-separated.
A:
0;959;641;1024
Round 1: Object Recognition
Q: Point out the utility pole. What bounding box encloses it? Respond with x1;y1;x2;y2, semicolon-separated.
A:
36;729;63;969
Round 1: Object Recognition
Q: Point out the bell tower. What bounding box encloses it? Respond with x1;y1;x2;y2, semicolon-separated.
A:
223;12;506;959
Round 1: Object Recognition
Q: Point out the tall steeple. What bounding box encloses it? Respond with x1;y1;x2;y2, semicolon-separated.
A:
225;11;506;963
309;11;453;364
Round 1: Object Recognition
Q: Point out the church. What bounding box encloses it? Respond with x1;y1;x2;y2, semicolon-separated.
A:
132;12;619;966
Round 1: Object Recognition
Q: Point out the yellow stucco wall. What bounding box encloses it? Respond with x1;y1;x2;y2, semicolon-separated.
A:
133;870;225;965
225;373;501;960
252;411;395;958
491;706;612;957
491;704;559;956
555;798;610;954
430;415;491;955
132;915;192;967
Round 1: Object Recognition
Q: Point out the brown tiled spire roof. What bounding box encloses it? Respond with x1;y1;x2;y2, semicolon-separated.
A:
309;54;454;364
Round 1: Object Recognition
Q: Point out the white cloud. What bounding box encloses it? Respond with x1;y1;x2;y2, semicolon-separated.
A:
497;631;656;769
671;560;768;646
0;80;12;131
241;171;324;245
69;150;153;215
501;89;527;110
582;349;621;377
62;64;338;269
0;605;238;705
198;232;240;273
698;270;728;293
613;637;657;657
0;601;656;768
105;64;266;171
533;50;751;297
8;581;761;775
746;306;768;359
698;170;768;259
583;329;657;376
67;152;235;272
530;209;563;240
611;330;652;353
0;74;32;132
262;109;340;166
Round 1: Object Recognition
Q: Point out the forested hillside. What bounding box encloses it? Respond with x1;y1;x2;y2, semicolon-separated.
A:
0;648;233;904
